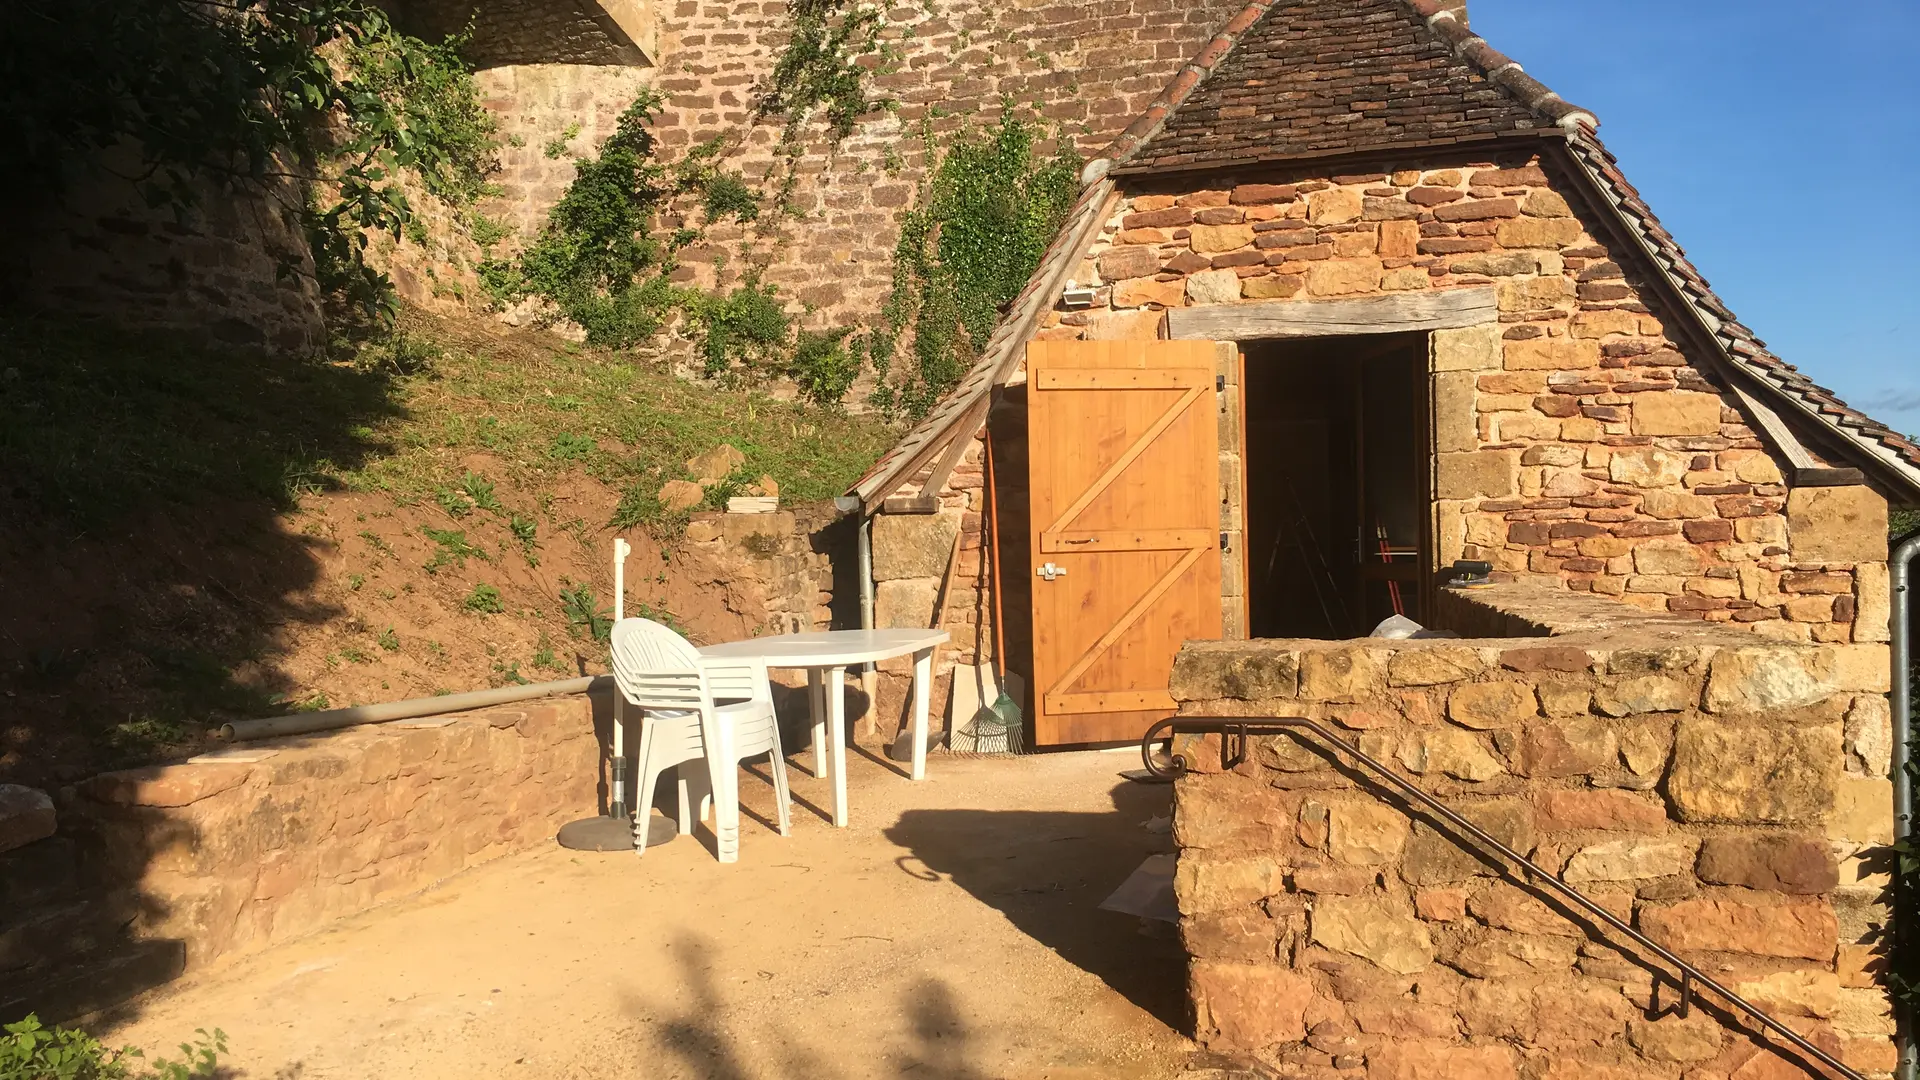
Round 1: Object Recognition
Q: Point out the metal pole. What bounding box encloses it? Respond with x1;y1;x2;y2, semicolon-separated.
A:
610;538;631;820
1892;527;1919;1080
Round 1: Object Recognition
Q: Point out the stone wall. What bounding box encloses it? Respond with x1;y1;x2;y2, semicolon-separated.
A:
0;695;600;1021
682;504;843;636
1019;149;1896;644
1165;581;1896;1077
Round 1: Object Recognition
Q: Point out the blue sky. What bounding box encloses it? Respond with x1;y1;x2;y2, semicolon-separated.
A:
1469;0;1920;439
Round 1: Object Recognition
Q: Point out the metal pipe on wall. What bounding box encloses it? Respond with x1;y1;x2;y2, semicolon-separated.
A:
219;675;612;741
858;512;877;728
1892;526;1919;1080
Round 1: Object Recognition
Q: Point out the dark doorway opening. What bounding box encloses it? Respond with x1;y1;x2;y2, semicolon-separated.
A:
1243;332;1430;639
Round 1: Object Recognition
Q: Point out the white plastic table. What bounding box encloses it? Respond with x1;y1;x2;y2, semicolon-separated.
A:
699;628;949;827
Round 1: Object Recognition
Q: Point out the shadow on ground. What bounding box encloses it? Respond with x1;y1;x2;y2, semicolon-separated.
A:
885;776;1187;1032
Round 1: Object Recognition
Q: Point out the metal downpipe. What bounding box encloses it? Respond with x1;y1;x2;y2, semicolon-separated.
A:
858;512;878;726
1893;526;1919;1080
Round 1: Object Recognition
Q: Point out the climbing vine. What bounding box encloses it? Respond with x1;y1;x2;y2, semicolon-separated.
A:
5;0;499;322
481;0;897;402
868;108;1082;419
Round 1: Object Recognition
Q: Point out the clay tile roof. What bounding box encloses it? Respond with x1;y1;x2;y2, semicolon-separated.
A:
1559;132;1920;489
1106;0;1598;176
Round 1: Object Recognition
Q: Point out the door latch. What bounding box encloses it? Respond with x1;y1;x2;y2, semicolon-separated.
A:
1036;562;1067;581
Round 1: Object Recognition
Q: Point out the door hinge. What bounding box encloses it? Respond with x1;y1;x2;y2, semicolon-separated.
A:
1215;374;1226;393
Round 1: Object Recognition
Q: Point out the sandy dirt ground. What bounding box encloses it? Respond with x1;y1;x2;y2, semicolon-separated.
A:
104;749;1194;1080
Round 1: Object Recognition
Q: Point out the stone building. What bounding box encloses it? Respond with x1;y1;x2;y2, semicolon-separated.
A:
844;0;1917;1072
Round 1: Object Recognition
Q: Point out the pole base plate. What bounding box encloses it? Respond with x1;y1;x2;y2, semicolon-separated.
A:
556;813;677;851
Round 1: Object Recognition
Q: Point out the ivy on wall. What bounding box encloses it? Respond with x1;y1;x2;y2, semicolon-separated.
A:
4;0;500;322
480;0;897;403
868;109;1082;419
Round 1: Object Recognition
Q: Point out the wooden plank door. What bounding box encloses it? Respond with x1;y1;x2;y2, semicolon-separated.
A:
1027;339;1224;746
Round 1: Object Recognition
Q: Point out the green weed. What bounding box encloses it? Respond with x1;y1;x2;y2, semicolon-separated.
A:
341;646;372;664
1;1013;226;1079
460;471;503;513
491;659;530;685
463;583;504;614
358;530;396;557
532;633;566;673
547;431;596;461
377;627;401;651
347;573;365;591
559;583;612;643
422;527;483;571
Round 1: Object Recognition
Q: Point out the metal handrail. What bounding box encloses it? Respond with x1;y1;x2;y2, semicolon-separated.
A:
1140;715;1866;1080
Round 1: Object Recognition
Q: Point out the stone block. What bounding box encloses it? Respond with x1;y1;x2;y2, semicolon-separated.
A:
1639;894;1837;959
1517;719;1616;778
1535;681;1593;716
1406;728;1506;781
1191;962;1314;1049
1632;540;1701;576
1112;275;1185;309
874;577;939;629
1627;1015;1726;1062
1097;245;1160;282
1083;308;1165;340
1436;450;1519;499
1855;562;1890;643
1832;643;1891;692
1328;800;1409;866
1592;674;1692;716
1401;799;1533;884
1703;645;1837;713
1432;323;1502;371
1432;371;1477;453
1608;448;1690;488
1190;224;1255;253
1175;776;1292;851
1845;694;1892;777
81;764;252;808
1307;188;1362;224
1240;274;1302;299
1787;487;1887;564
1310;895;1435;973
870;511;961;580
1450;931;1580;978
1446;681;1538;729
0;785;56;855
1186;268;1242;304
1641;489;1716;519
1697;834;1837;893
1182;908;1280;963
1670;716;1839;824
1386;646;1485;687
1496;217;1583;248
1298;647;1380;702
1631;391;1724;436
1829;777;1893;844
1504;337;1600;371
1534;789;1668;832
1306;259;1382;297
1367;1040;1517;1080
1562;836;1698;882
1170;644;1299;701
1174;856;1285;915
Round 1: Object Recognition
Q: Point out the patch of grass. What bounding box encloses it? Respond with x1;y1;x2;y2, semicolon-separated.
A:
0;313;400;527
547;431;596;461
435;487;475;517
491;659;530;685
631;600;686;635
358;530;396;557
532;633;566;673
376;626;401;651
422;526;483;571
460;471;503;513
463;583;504;614
347;573;365;591
340;646;373;664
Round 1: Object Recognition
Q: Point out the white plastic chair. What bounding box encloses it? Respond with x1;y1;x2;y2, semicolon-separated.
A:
609;618;791;862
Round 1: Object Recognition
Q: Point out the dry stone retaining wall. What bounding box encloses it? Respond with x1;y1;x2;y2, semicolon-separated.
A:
1;696;598;1018
1165;583;1896;1078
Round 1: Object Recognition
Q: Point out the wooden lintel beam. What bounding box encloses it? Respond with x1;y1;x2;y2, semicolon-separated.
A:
1166;288;1497;341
